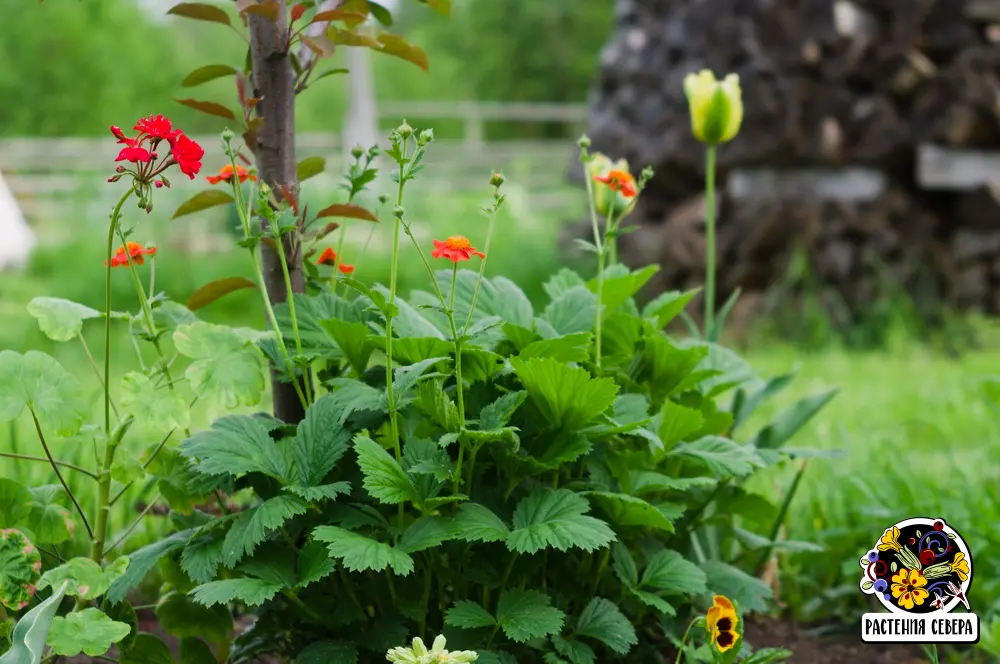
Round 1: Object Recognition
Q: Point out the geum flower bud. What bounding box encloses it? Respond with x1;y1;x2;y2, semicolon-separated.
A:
683;69;744;144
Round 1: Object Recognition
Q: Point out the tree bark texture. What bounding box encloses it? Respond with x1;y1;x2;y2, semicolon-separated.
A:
249;1;309;424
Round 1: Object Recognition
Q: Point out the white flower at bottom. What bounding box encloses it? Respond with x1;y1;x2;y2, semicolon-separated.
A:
385;635;478;664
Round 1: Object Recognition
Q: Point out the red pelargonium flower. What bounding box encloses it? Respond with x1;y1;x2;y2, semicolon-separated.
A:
105;242;157;268
316;247;355;274
134;114;179;142
431;236;485;263
594;169;637;197
170;134;204;179
207;164;256;185
115;146;152;164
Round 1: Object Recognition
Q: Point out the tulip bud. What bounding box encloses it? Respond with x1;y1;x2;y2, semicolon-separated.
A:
683;69;743;144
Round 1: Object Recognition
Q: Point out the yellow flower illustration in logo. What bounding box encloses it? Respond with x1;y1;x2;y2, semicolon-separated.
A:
949;552;970;582
878;526;902;552
891;568;929;610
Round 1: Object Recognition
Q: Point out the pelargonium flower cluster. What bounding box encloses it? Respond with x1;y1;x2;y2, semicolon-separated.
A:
108;114;204;210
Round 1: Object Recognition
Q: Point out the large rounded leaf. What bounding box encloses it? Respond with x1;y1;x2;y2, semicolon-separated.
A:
0;351;86;436
46;608;131;656
0;529;41;610
173;323;266;408
26;298;101;343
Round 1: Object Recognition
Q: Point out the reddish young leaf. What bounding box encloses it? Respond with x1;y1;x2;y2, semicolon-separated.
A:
339;0;370;26
420;0;451;16
301;35;336;57
315;203;379;222
291;3;307;21
276;185;300;215
173;190;235;219
242;0;281;21
167;2;232;25
186;277;257;311
181;64;238;88
175;98;237;121
377;33;429;71
297;156;326;182
311;9;368;24
327;28;379;48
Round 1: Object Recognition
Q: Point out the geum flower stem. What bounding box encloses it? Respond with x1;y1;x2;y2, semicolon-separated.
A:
593;206;616;369
273;228;313;404
226;160;308;411
461;197;500;336
582;165;605;367
446;264;468;494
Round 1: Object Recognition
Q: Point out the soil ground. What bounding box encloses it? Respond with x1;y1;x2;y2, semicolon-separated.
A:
746;616;929;664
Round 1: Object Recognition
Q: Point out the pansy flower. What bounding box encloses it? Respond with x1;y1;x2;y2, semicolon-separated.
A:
431;236;485;263
705;595;740;653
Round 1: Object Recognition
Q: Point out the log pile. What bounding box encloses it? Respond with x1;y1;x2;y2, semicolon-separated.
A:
579;0;1000;325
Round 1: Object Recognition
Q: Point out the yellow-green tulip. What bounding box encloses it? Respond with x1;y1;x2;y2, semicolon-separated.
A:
586;153;633;217
683;69;743;144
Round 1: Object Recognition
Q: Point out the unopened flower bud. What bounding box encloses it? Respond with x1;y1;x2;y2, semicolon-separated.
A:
146;203;153;213
683;69;744;144
155;180;164;188
395;121;413;139
115;166;125;173
160;176;171;189
577;135;591;149
393;205;404;218
640;166;655;184
110;125;126;140
351;146;364;159
368;145;381;158
221;128;235;144
150;152;158;160
378;194;389;205
107;175;119;183
489;171;505;187
418;128;434;146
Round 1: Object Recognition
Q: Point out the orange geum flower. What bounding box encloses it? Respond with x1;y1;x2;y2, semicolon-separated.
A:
106;242;157;268
206;164;256;185
316;247;354;274
593;169;637;198
431;236;485;263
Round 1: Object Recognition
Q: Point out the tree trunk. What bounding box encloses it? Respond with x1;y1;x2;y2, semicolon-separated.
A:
249;1;309;424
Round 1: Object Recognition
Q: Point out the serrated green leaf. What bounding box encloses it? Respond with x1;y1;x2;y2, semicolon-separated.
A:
611;542;638;588
174;322;266;408
354;436;418;505
445;600;496;629
296;540;336;589
508;489;615;554
285;482;350;502
181;415;286;479
396;517;455;554
511;357;618;432
630;588;675;615
586;265;659;314
542;286;597;336
393;357;449;397
497;589;565;643
0;351;86;437
46;608;130;656
642;289;699;328
107;529;195;603
156;591;233;644
701;560;773;613
24;485;75;545
312;526;414;575
668;436;764;478
453;503;509;543
627;472;715;496
320;318;375;376
189;578;282;607
574;597;637;654
120;372;190;437
291;393;353;486
640;335;708;402
518;333;591;363
582;492;674;532
296;640;359;664
658;399;705;451
38;556;128;600
221;495;308;566
414;380;461;432
26;297;100;342
180;534;225;585
543;268;586;300
327;378;387;423
552;635;595;664
640;549;707;595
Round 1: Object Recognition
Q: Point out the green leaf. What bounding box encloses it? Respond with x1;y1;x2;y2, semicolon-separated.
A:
739;648;793;664
167;2;231;25
185;277;256;311
175;97;237;120
453;503;509;543
46;608;131;657
0;580;67;664
0;529;41;611
0;351;86;436
574;597;637;654
285;482;350;502
296;641;359;664
181;415;286;480
24;486;74;545
189;578;282;607
296;540;336;589
320;319;375;376
26;297;100;342
0;480;32;527
174;322;266;407
120;372;190;437
181;63;237;87
119;633;174;664
552;636;595;664
107;529;195;603
445;600;496;629
38;556;129;600
611;543;638;588
496;589;565;643
290;394;353;486
642;289;699;328
542;286;597;336
581;492;675;532
510;357;618;432
701;560;773;613
640;549;707;595
179;533;225;585
221;495;308;566
312;526;414;576
543;268;585;300
326;378;386;423
669;436;764;478
751;390;838;449
658;400;705;451
519;333;592;363
630;588;675;616
393;357;449;397
156;591;233;644
354;436;418;505
179;637;217;664
396;517;455;554
297;156;326;182
508;489;615;554
627;472;715;497
146;447;208;515
172;190;235;219
102;601;138;653
586;265;659;314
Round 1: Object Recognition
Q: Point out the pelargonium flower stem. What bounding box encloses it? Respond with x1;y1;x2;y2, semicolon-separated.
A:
104;188;135;435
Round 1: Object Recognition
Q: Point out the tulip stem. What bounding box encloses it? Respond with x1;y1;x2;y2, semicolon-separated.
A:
704;144;717;336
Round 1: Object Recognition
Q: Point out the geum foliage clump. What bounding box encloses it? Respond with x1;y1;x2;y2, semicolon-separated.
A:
90;123;832;664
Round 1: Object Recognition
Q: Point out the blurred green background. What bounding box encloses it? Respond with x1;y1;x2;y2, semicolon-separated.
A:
1;0;998;641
